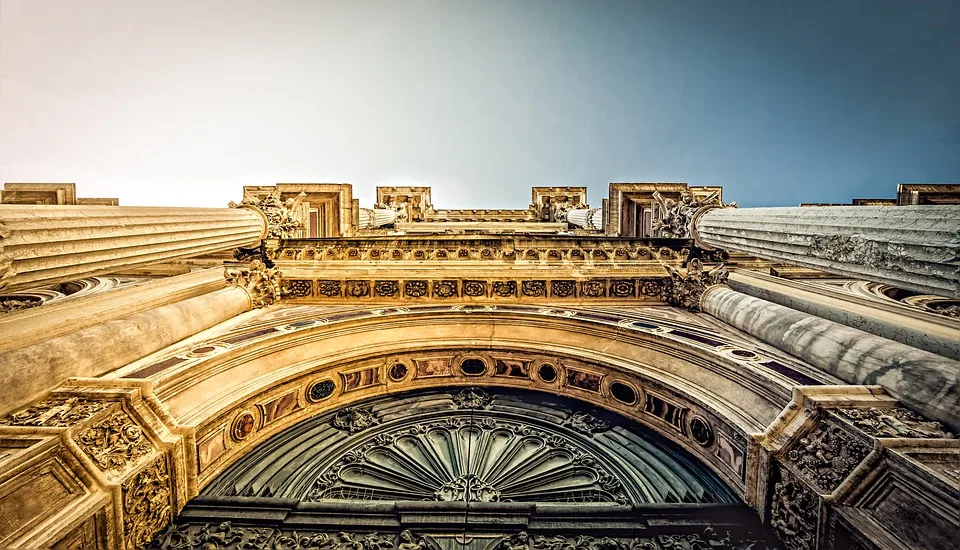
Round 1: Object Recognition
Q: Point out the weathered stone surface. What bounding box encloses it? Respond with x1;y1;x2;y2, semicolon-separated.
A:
702;285;960;431
695;205;960;298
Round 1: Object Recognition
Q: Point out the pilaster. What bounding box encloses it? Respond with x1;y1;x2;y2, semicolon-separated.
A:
0;379;193;549
753;386;958;550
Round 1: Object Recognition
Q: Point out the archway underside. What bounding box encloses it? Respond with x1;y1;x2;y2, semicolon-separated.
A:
154;387;781;549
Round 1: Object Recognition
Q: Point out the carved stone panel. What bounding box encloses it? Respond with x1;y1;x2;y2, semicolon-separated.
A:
123;455;173;550
75;411;154;478
769;466;820;550
785;421;871;494
832;408;954;439
0;397;111;427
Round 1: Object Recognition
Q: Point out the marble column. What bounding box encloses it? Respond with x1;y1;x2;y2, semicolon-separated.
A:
0;204;267;292
701;284;960;431
693;204;960;298
0;285;253;416
726;270;960;360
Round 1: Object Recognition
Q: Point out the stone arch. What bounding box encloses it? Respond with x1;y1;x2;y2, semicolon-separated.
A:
117;305;831;506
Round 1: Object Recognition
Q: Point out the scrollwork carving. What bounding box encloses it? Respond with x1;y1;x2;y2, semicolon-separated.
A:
332;407;380;434
124;456;172;550
224;260;282;308
147;521;272;549
76;411;153;476
452;387;492;409
786;422;871;493
833;407;954;439
0;397;111;427
563;411;610;436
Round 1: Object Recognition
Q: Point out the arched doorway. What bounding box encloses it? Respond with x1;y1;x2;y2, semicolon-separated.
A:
149;387;780;549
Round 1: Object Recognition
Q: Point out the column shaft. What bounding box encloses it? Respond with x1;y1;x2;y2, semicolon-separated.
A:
701;285;960;431
0;205;266;292
695;205;960;298
727;270;960;360
0;285;252;416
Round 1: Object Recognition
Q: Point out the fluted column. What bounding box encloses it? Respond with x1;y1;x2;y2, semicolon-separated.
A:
693;205;960;298
0;205;267;292
358;207;398;229
701;284;960;431
567;207;603;230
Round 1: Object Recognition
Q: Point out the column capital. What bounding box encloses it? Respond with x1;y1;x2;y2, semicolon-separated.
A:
662;258;729;312
223;260;282;309
652;190;737;240
229;190;307;240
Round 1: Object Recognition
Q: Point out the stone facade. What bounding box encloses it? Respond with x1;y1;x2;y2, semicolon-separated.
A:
0;182;957;549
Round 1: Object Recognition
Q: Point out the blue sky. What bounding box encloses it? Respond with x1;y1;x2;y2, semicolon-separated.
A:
1;0;957;208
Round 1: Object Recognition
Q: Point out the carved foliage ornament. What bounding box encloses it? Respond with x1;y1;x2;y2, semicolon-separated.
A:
76;411;154;476
332;407;380;434
452;387;493;409
124;456;173;550
0;397;112;427
230;190;307;239
224;260;282;308
786;422;871;493
562;411;610;436
834;407;954;439
769;468;819;550
651;190;735;239
662;258;729;312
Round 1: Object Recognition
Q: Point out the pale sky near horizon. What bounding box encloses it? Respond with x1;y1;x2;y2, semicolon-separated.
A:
1;0;958;209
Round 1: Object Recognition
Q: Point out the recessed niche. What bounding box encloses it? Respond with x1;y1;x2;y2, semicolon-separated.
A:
537;363;558;383
389;362;409;381
610;381;638;405
460;358;486;376
308;379;335;402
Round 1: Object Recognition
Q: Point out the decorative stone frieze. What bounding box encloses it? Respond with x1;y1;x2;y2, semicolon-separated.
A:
0;296;42;314
833;407;955;439
280;276;670;303
0;396;112;427
273;239;687;262
123;455;173;550
229;189;307;239
223;260;282;308
662;258;729;312
651;190;735;239
76;410;154;477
